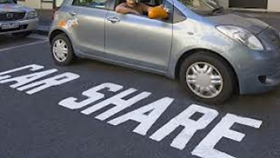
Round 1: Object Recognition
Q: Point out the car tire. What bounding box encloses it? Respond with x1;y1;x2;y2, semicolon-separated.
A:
179;52;235;104
51;34;76;66
12;31;32;38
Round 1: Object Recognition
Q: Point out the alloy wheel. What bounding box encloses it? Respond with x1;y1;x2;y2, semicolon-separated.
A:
186;62;223;99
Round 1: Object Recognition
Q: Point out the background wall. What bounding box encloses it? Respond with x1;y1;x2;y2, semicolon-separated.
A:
56;0;64;7
41;2;53;9
25;0;41;9
218;0;280;12
268;0;280;12
217;0;229;8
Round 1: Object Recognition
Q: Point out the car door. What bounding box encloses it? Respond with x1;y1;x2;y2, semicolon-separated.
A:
64;0;108;54
104;0;173;72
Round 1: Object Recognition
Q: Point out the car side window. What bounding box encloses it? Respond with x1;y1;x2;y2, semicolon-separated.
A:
156;1;186;23
163;1;174;23
173;7;186;23
113;0;173;23
113;0;156;11
140;0;156;6
72;0;108;9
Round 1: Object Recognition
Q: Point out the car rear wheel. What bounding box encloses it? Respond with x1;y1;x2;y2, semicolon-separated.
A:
12;31;32;38
179;52;235;104
51;34;75;66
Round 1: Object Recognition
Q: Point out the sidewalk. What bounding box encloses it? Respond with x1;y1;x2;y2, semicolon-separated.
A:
34;9;280;36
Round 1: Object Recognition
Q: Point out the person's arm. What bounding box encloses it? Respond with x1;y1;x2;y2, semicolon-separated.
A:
140;3;164;12
115;3;140;14
140;3;152;12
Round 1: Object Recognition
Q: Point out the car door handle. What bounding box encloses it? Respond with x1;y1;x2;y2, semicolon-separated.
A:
68;11;77;16
107;17;120;23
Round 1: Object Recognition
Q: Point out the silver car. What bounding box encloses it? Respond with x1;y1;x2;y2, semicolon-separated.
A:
49;0;280;104
0;0;38;37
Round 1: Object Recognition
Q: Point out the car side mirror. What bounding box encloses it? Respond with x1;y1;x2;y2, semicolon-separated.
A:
148;6;169;19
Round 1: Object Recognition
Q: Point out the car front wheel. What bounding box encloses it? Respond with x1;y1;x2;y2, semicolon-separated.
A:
51;34;75;66
179;52;235;104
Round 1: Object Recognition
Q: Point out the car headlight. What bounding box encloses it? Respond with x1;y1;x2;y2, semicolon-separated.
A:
26;11;37;19
216;25;264;51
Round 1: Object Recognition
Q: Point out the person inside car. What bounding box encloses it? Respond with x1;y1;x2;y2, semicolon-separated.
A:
115;0;164;15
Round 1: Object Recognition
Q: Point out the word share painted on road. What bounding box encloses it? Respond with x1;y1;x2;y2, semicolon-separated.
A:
0;64;80;94
59;83;263;158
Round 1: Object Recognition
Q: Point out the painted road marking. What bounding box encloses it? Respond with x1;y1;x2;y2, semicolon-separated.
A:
192;114;262;158
59;82;263;158
0;40;48;52
108;97;173;136
149;104;219;150
0;64;263;158
0;64;80;94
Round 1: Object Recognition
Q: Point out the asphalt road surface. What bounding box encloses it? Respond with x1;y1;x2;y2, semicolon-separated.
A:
0;24;280;158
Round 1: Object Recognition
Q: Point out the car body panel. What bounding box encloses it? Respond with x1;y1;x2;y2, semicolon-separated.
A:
207;14;269;34
0;18;38;35
61;5;107;55
105;11;173;71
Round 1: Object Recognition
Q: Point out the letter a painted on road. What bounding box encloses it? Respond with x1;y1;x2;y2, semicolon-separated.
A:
150;104;218;150
108;97;174;136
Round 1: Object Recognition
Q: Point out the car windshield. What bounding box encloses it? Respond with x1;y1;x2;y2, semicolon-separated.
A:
179;0;223;15
0;0;13;4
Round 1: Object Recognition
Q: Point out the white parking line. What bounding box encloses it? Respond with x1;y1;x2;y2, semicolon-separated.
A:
0;40;48;52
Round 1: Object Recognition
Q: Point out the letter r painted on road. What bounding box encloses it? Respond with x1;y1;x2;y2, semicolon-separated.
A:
59;83;123;110
150;104;219;150
0;64;44;81
192;113;262;158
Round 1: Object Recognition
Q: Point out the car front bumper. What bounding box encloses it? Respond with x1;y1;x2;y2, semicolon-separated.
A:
0;18;39;35
233;47;280;95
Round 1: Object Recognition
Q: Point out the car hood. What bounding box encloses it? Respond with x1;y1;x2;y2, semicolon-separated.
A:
207;13;269;34
0;4;34;12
